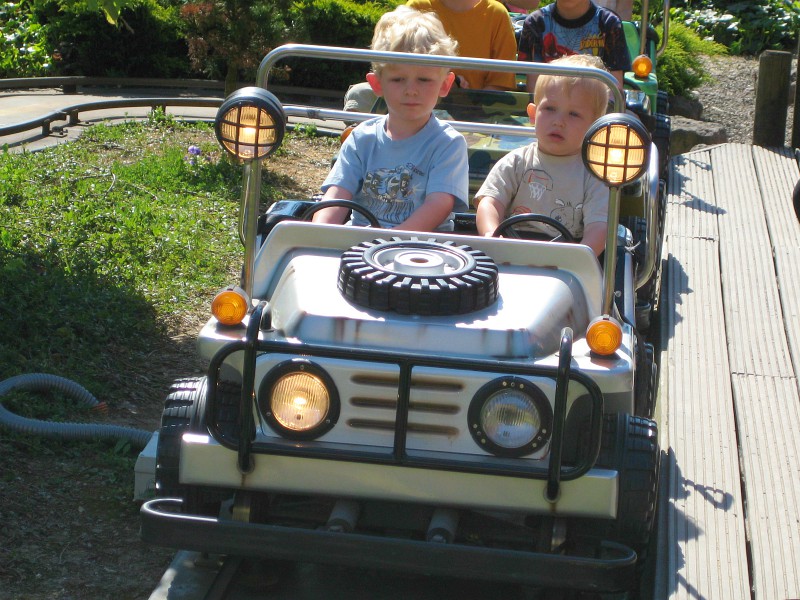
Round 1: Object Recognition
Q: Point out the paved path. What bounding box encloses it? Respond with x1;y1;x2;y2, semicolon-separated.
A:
0;85;223;151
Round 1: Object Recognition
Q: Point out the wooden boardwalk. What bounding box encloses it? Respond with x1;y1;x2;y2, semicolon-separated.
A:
653;143;800;600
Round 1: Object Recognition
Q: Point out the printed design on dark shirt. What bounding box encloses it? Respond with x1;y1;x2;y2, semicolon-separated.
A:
542;31;606;62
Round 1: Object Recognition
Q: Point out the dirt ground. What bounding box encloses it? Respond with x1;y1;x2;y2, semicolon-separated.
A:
0;54;768;599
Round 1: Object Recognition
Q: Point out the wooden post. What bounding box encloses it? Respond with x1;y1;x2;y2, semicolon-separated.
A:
753;50;793;147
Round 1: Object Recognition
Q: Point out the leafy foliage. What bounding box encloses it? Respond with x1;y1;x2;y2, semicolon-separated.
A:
288;0;402;90
31;0;190;77
670;0;800;55
180;0;293;93
657;21;727;96
32;0;136;25
0;1;53;77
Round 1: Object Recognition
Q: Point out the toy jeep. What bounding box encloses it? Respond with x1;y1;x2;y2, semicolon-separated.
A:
139;47;661;595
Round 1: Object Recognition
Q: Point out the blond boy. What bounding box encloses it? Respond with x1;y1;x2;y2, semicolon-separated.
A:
315;7;469;232
475;54;610;255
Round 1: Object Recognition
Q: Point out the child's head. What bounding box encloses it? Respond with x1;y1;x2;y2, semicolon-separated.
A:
366;7;458;129
529;54;610;156
369;6;458;75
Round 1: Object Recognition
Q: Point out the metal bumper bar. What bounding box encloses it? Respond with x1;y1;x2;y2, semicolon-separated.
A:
141;498;637;593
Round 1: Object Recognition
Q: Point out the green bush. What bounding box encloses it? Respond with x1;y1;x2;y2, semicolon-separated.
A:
670;0;800;55
287;0;401;91
33;0;191;77
180;0;293;93
0;1;53;77
657;21;727;97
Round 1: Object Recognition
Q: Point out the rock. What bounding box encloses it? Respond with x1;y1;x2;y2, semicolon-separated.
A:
670;116;728;154
669;94;703;120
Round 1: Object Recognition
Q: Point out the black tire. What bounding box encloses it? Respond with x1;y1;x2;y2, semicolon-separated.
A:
338;238;499;315
793;178;800;222
634;336;657;419
656;90;669;117
595;413;660;559
633;216;659;311
653;113;671;177
155;376;241;515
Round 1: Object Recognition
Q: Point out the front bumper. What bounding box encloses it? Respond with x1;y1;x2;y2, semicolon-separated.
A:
141;497;637;592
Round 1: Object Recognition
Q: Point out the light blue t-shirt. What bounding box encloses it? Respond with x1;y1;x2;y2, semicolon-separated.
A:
321;115;469;230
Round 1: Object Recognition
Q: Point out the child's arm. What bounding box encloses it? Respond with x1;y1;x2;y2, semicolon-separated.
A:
397;192;456;232
476;196;507;237
580;221;607;256
312;186;353;224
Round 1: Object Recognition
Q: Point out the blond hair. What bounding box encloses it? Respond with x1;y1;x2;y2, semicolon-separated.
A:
534;54;610;120
370;6;458;74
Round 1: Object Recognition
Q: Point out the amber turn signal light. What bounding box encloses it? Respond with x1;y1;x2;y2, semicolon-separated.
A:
211;286;250;325
632;55;653;79
586;315;623;355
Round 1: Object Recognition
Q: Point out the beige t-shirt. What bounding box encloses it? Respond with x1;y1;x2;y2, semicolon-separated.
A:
475;143;609;239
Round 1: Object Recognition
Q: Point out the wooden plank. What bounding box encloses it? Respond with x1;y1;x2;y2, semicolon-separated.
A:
731;374;800;599
656;148;751;600
657;144;800;599
752;146;800;377
719;145;800;599
751;145;799;247
711;144;794;377
664;151;720;241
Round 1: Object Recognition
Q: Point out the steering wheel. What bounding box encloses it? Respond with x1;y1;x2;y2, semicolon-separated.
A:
300;199;380;228
492;213;575;243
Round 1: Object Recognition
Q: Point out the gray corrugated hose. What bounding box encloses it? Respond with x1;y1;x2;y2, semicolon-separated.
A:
0;373;152;449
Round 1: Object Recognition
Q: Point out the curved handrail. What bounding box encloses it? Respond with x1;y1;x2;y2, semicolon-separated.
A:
0;97;222;139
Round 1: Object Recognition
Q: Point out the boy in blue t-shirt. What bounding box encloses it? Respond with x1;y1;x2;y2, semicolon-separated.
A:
518;0;631;91
314;6;469;232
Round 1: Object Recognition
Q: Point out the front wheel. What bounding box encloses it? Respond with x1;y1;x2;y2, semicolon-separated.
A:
155;376;241;515
573;414;660;563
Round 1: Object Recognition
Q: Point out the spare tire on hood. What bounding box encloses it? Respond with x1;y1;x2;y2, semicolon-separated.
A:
338;238;499;316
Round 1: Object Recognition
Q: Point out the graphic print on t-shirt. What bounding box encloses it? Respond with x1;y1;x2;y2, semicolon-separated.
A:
551;198;584;231
363;165;414;204
524;168;553;202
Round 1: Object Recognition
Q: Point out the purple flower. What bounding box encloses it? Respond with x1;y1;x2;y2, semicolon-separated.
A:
188;145;202;156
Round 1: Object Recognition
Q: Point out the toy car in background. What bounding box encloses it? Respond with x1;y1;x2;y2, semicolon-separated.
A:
138;46;661;596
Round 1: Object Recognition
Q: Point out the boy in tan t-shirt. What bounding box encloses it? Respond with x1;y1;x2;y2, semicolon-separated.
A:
475;54;611;255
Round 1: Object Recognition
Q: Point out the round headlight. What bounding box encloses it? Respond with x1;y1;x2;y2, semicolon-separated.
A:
582;113;651;187
259;360;339;439
214;87;286;161
468;378;553;457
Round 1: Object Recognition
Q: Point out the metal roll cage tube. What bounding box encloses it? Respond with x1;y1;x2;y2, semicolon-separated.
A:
635;146;661;292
